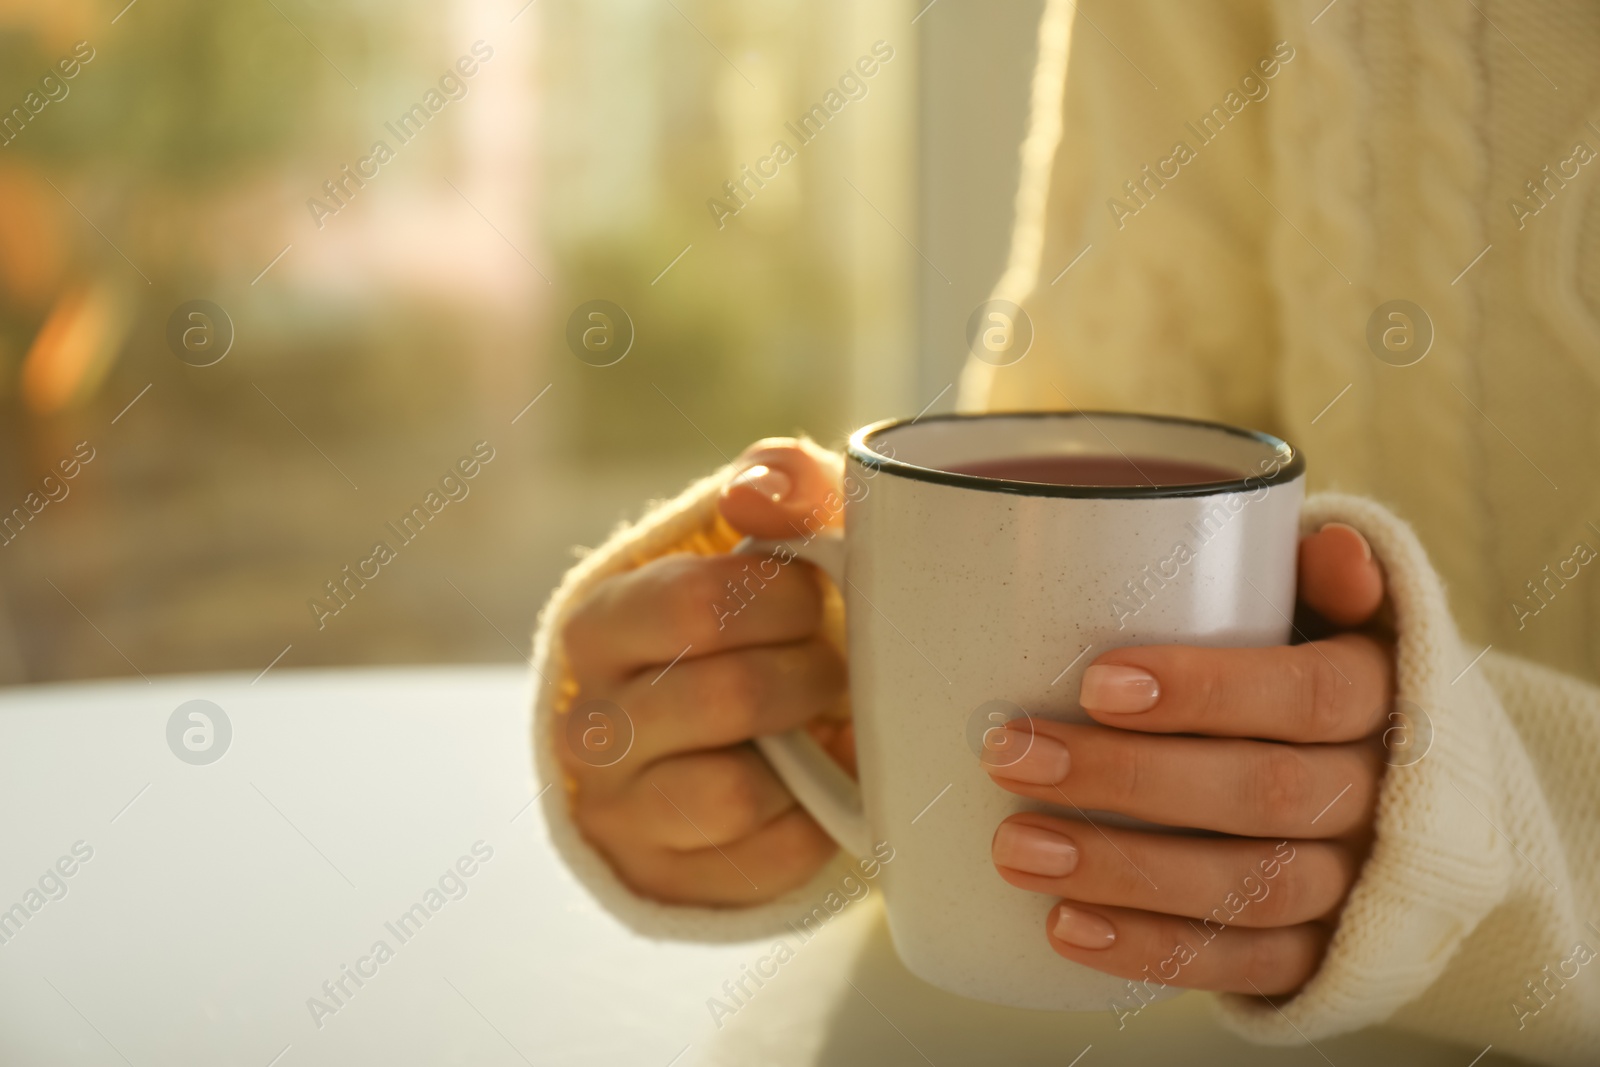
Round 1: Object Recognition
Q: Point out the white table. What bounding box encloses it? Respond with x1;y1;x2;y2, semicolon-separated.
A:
0;668;1530;1066
0;667;751;1066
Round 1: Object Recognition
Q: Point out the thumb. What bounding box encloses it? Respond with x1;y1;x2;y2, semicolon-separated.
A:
1297;522;1385;628
717;438;841;540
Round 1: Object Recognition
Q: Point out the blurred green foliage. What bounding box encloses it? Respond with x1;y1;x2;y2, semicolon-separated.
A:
0;5;337;177
541;0;862;461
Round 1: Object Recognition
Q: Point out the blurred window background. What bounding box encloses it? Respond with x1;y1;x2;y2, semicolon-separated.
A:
0;0;1036;684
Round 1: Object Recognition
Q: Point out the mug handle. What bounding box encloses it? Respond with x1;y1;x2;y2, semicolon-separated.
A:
733;533;870;858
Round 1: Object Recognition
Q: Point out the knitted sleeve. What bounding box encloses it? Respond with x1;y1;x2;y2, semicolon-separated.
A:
528;468;1600;1065
528;442;865;944
1206;495;1600;1066
954;2;1600;1059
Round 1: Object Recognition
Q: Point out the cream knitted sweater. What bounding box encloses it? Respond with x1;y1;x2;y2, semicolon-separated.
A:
530;1;1600;1063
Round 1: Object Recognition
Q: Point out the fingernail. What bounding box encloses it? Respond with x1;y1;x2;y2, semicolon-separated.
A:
993;823;1078;876
1053;904;1117;950
1079;665;1160;714
727;464;791;503
1320;521;1373;562
982;731;1070;784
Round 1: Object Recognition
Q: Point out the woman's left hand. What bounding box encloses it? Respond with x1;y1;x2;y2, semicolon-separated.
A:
982;521;1393;996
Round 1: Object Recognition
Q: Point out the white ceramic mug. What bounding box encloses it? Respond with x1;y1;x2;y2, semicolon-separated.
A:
737;411;1306;1011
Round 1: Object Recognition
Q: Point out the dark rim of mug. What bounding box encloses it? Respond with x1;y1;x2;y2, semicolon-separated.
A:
847;410;1306;499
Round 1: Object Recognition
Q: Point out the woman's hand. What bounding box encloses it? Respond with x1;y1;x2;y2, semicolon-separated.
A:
983;522;1393;996
559;440;848;906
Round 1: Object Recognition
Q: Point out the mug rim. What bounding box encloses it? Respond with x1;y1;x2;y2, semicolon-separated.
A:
847;410;1306;499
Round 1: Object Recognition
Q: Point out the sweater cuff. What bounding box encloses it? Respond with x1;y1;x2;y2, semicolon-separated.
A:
1214;492;1514;1041
528;443;859;943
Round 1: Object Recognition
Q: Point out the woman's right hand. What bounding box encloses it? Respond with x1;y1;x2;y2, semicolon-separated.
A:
558;440;850;906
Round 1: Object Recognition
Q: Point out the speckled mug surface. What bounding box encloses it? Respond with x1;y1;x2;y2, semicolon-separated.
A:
745;411;1306;1012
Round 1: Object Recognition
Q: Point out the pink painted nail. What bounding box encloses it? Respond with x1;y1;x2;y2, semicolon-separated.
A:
1079;664;1160;713
982;732;1070;784
727;464;791;503
1053;904;1117;950
993;823;1078;877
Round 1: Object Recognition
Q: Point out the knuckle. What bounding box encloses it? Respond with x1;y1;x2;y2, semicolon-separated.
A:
1250;746;1313;824
1184;649;1228;724
571;792;622;852
1098;736;1146;810
1251;863;1302;926
611;848;695;905
1296;648;1347;740
552;718;586;776
553;697;603;776
556;683;637;773
1097;834;1153;902
698;656;765;740
659;558;730;648
698;759;768;838
1240;930;1298;990
559;593;606;669
812;644;849;703
779;636;844;694
758;810;841;886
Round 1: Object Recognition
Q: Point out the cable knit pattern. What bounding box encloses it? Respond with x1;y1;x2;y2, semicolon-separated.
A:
527;1;1600;1062
1382;0;1496;637
1265;0;1378;488
1527;114;1600;393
